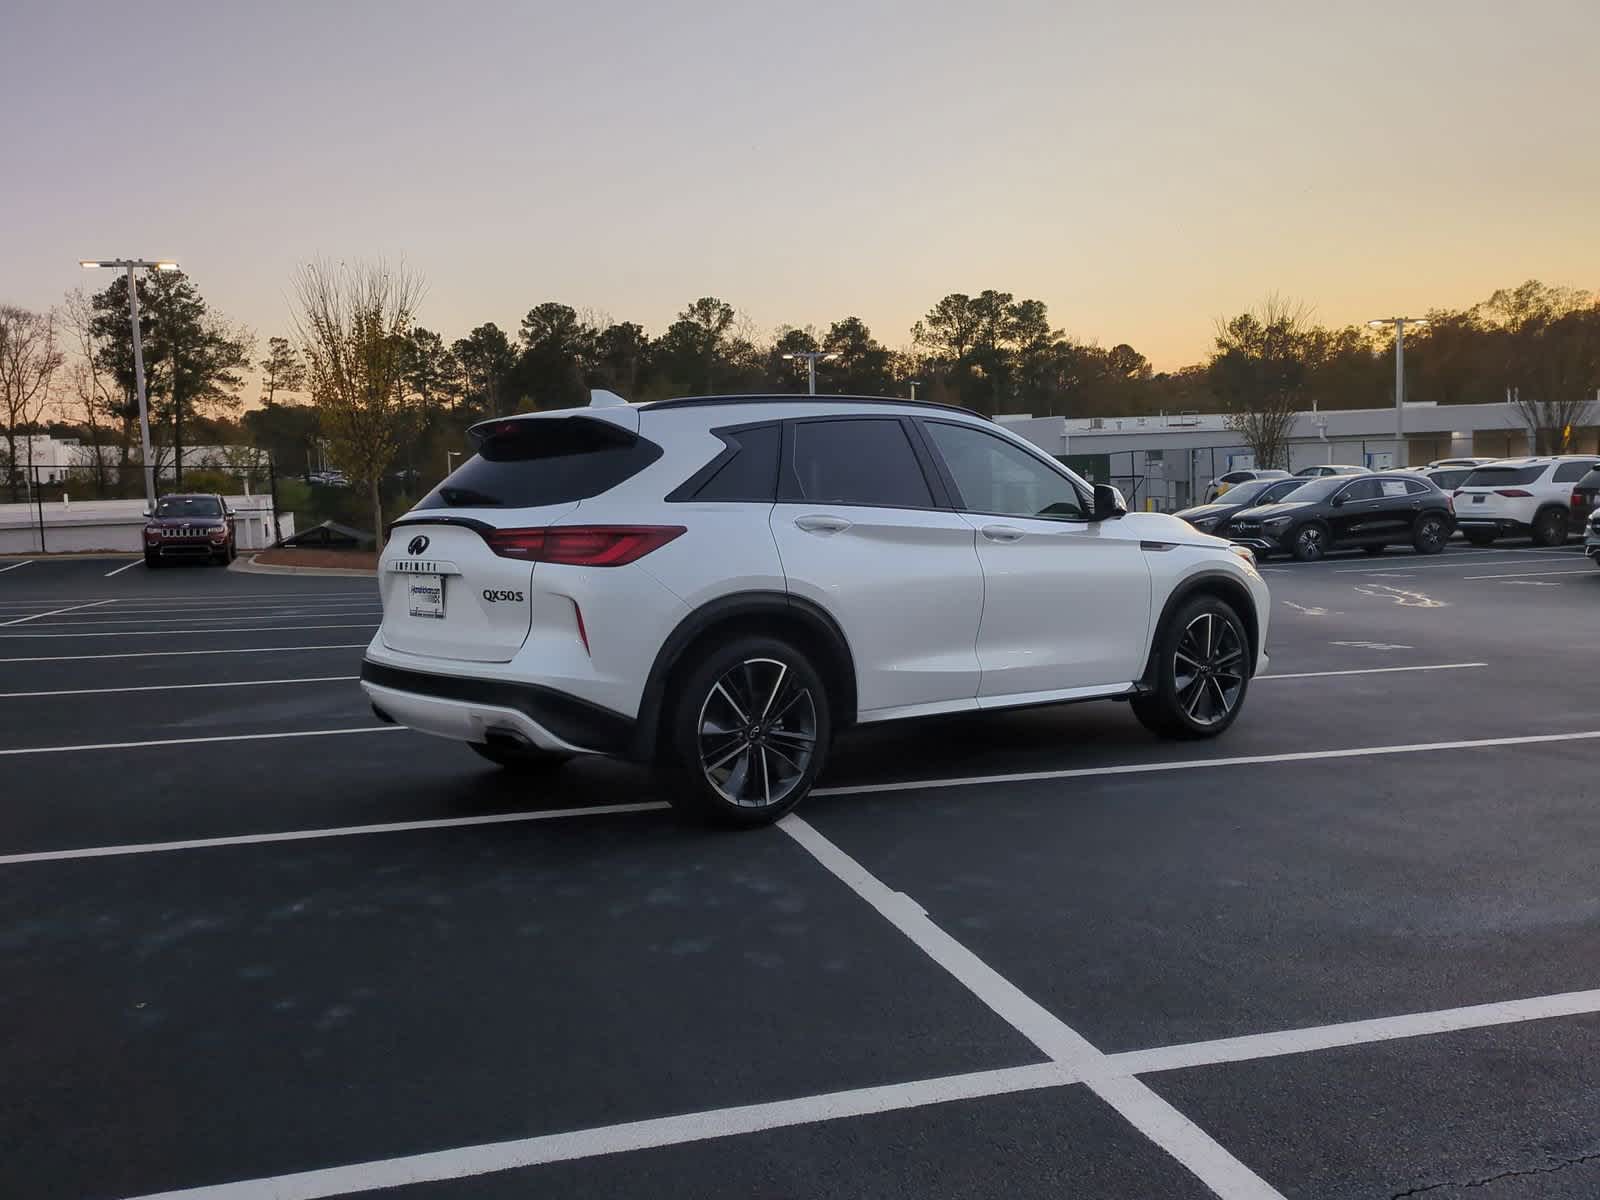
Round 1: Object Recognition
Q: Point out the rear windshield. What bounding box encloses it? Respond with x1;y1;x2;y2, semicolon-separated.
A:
1461;465;1545;487
414;417;662;510
155;496;221;518
1577;469;1600;491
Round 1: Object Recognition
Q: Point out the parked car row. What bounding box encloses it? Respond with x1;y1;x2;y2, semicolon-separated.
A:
1181;455;1600;560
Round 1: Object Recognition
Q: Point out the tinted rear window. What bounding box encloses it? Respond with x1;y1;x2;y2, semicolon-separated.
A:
1552;461;1598;483
1462;465;1545;487
786;418;933;508
1577;469;1600;491
415;418;661;509
1430;469;1471;489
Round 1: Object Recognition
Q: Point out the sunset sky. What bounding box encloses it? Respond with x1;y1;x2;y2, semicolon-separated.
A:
5;0;1598;374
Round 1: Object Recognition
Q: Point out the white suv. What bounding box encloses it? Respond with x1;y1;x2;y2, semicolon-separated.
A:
1452;456;1600;546
362;393;1270;825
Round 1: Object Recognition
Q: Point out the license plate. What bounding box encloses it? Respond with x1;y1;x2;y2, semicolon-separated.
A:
407;575;445;620
1472;494;1485;503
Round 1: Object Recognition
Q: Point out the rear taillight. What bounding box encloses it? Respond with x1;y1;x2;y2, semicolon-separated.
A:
1452;489;1464;497
1573;491;1584;509
483;525;686;566
1495;489;1532;497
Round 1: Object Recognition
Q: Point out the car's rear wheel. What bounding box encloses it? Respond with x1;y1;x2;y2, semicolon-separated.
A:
1532;508;1568;547
1290;524;1328;562
667;636;831;827
1412;513;1448;554
1132;596;1251;740
1464;530;1496;546
469;742;570;773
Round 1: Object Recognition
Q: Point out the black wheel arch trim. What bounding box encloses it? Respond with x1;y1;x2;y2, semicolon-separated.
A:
634;591;857;763
1138;571;1261;693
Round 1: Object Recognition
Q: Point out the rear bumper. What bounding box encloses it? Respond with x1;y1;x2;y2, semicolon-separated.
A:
360;660;636;757
1454;517;1528;536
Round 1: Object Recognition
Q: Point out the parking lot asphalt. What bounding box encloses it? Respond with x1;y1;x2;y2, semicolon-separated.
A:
2;542;1597;1199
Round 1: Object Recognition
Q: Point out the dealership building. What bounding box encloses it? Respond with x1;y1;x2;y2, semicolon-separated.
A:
998;400;1585;511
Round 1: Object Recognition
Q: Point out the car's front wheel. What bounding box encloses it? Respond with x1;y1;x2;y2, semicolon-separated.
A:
1132;596;1251;740
667;636;831;827
143;551;161;569
1290;523;1328;562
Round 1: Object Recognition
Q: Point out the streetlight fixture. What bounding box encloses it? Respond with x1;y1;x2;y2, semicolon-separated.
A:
781;350;839;395
79;258;181;508
445;449;464;477
1368;316;1428;468
908;380;923;401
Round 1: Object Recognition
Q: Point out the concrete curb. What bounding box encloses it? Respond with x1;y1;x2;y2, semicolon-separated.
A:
230;554;377;579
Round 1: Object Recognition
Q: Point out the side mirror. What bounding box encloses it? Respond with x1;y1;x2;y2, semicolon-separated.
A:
1092;484;1128;521
225;508;236;517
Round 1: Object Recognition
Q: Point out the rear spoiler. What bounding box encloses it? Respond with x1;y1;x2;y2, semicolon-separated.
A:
467;391;640;446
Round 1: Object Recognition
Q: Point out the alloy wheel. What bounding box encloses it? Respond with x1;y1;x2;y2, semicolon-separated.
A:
1172;612;1246;727
697;657;818;808
1418;517;1445;550
1297;527;1324;560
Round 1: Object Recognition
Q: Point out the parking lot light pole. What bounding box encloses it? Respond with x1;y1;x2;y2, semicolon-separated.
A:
1368;316;1428;468
781;351;839;395
80;259;180;509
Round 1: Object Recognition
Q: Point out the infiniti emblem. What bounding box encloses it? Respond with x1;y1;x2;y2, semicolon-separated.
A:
407;535;430;556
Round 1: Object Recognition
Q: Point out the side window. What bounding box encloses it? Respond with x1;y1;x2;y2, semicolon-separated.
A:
1404;479;1432;495
1380;479;1410;498
923;421;1087;520
1552;461;1596;483
1222;471;1251;484
786;418;934;508
1340;479;1381;501
691;424;780;502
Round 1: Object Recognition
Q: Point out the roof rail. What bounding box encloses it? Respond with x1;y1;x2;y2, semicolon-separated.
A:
638;393;988;419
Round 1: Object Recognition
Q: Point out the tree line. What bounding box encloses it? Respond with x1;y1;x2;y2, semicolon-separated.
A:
3;268;1595;522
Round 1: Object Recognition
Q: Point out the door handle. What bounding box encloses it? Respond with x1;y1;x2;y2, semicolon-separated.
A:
980;524;1024;543
794;514;852;534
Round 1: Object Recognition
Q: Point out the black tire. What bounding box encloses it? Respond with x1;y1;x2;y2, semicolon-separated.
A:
1363;544;1385;556
143;552;161;569
468;742;571;773
1464;530;1496;547
1290;524;1329;562
1412;513;1449;555
666;635;831;827
227;540;237;563
1532;508;1569;547
1131;595;1251;740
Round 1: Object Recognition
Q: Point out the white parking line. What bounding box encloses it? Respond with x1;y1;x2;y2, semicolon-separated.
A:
0;725;405;758
17;609;382;628
117;1062;1077;1200
0;676;359;700
1260;662;1486;681
812;729;1600;797
1108;987;1600;1076
103;559;142;577
1462;569;1594;580
1332;554;1580;574
0;803;671;866
0;643;370;664
0;560;33;573
0;622;378;639
0;590;373;608
0;599;116;627
780;815;1283;1199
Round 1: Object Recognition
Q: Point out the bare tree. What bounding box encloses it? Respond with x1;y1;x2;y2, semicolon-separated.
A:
0;306;64;501
291;259;425;538
1208;296;1314;470
60;289;118;494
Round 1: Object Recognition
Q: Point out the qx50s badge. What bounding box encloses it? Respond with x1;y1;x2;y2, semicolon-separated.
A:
407;535;430;556
482;589;525;603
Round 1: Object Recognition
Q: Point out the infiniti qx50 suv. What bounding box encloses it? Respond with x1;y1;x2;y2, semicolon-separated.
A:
362;393;1270;825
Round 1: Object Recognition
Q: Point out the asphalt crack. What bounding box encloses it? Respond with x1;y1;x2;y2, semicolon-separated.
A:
1391;1149;1600;1197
